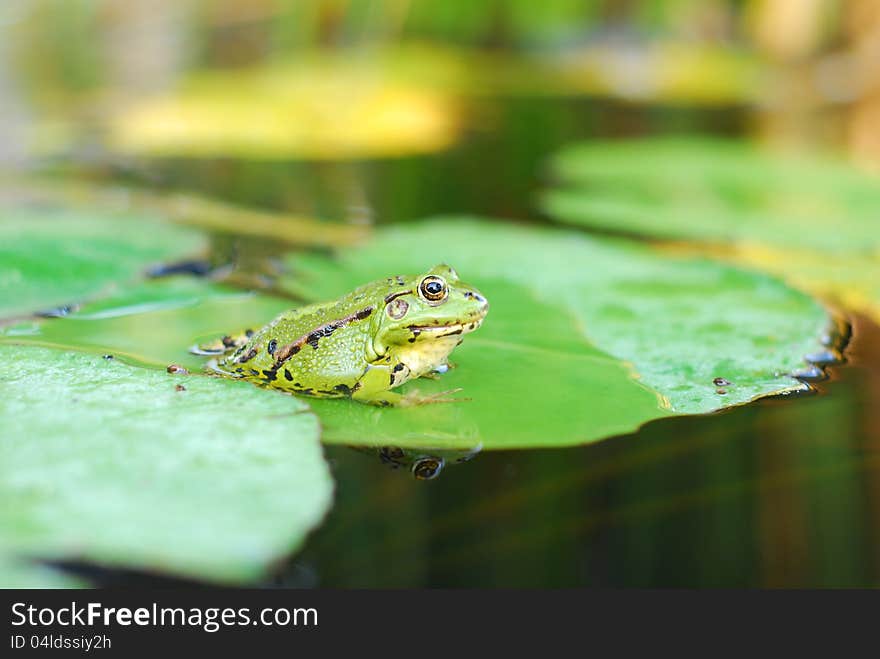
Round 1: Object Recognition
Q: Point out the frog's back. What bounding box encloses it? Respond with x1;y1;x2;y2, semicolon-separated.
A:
219;285;381;396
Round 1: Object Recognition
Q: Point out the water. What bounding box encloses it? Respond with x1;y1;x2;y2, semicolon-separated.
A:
142;98;875;588
30;95;880;587
288;314;879;587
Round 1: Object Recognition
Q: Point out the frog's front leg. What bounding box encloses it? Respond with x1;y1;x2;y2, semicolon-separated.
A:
351;362;462;407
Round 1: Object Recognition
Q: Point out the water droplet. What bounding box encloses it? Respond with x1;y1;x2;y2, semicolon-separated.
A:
713;377;731;386
166;364;189;375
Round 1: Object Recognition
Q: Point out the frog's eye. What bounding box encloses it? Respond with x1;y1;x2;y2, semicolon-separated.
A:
419;275;447;303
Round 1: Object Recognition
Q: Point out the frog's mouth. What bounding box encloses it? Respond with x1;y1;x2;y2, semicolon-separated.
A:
406;316;485;338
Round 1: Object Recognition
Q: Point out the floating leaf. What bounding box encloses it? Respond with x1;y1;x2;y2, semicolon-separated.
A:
541;138;880;321
276;218;828;449
305;279;668;450
0;344;332;585
2;272;666;451
1;278;292;371
0;554;83;588
109;62;461;160
0;206;205;319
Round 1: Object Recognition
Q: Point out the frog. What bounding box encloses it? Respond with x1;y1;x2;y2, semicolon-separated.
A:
194;264;489;407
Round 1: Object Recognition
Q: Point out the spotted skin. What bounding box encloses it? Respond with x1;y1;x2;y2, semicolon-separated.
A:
197;264;489;406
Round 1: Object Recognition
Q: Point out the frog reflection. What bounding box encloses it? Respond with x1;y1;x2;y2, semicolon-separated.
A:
352;444;483;480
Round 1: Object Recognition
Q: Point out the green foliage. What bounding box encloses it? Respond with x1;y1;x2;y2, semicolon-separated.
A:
0;345;332;586
282;217;828;447
543;137;880;254
0;191;832;586
541;137;880;321
0;554;84;588
307;279;668;449
2;278;291;371
0;208;205;319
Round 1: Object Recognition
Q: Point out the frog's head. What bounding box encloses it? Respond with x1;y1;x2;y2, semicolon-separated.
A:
374;264;489;351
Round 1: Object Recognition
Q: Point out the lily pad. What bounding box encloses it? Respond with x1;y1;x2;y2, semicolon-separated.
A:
0;554;84;588
278;218;828;449
0;206;205;319
306;279;668;450
541;137;880;321
109;62;461;160
0;344;332;586
1;277;292;372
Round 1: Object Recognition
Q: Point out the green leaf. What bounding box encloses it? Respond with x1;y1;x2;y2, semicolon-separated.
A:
0;344;332;585
541;137;880;322
307;279;669;450
0;207;205;319
2;278;292;371
280;217;828;449
4;275;670;450
0;554;84;588
543;137;880;255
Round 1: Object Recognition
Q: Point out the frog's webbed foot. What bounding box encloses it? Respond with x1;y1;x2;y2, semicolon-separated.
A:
354;387;467;407
190;329;255;356
353;362;467;406
402;388;467;406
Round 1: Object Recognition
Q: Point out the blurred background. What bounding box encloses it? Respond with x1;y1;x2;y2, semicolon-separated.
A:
2;0;879;587
5;0;880;210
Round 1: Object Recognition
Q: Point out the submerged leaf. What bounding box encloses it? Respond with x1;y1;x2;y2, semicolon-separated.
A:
1;278;292;371
0;206;205;320
0;345;332;585
278;218;828;449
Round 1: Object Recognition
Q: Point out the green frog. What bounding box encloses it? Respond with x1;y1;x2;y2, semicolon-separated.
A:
195;264;488;406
